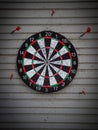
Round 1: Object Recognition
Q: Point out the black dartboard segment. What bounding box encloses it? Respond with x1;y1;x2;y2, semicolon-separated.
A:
17;31;78;93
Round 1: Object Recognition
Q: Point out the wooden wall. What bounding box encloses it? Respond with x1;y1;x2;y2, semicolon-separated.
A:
0;0;98;129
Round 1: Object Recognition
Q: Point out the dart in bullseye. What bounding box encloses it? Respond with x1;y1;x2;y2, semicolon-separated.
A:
79;27;91;37
10;26;21;34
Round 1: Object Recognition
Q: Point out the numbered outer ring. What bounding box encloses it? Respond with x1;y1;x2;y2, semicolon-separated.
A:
17;31;78;93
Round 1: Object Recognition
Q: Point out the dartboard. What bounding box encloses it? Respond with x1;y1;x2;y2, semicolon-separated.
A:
17;31;78;93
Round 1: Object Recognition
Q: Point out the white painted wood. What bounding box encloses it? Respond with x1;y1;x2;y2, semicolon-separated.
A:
0;10;97;18
0;0;98;129
0;124;98;130
0;18;98;25
0;2;98;9
0;99;98;108
0;114;98;123
0;123;98;130
0;107;98;115
0;93;98;100
0;64;16;70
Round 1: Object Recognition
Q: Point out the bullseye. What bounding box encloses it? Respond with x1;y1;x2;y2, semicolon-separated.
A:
45;59;50;65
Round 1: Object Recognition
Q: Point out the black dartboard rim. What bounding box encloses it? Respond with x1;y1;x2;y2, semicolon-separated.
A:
17;31;78;93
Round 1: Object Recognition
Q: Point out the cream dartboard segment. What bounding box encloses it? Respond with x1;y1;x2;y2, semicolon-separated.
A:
17;31;78;93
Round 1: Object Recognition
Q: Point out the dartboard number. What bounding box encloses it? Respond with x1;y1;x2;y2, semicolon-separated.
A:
45;32;52;36
19;51;24;55
67;76;72;81
19;68;23;73
18;60;22;64
29;37;34;42
25;43;29;48
62;82;65;87
62;38;67;43
45;88;49;93
17;31;78;93
71;69;76;74
39;33;42;38
29;82;32;87
22;75;27;80
36;86;41;91
72;52;76;57
53;86;59;91
68;45;71;49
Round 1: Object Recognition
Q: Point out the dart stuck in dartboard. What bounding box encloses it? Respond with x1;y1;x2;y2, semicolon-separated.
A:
17;31;78;93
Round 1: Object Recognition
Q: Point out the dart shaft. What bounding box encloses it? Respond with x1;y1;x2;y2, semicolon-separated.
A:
80;32;86;37
10;30;16;34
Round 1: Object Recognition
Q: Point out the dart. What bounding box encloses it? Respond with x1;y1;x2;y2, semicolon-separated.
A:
80;27;91;37
51;9;55;16
10;74;13;80
10;26;21;34
80;90;86;95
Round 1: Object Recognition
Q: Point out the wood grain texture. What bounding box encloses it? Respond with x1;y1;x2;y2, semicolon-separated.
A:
0;2;98;9
0;107;98;114
0;18;98;25
0;99;98;108
0;0;98;129
0;123;98;129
